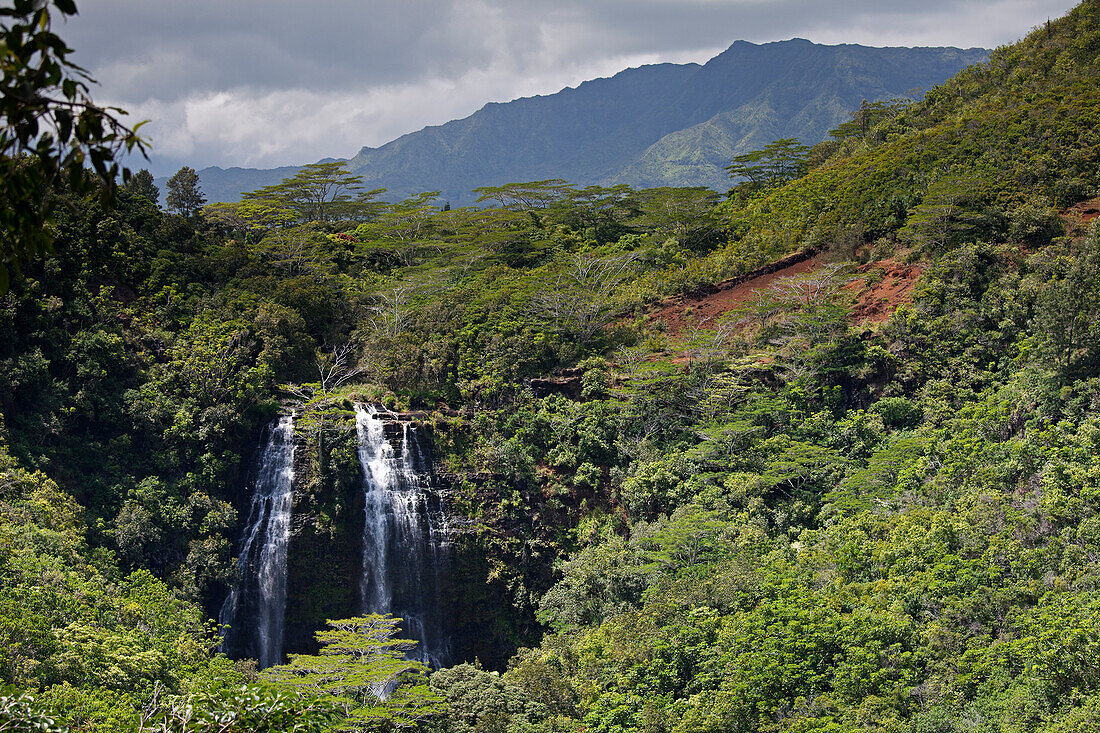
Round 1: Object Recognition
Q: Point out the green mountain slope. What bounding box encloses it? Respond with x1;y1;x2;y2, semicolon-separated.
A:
617;39;985;191
710;4;1100;272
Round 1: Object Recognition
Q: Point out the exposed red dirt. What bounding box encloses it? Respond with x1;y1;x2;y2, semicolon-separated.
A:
640;250;923;339
1063;195;1100;225
845;260;924;324
649;251;823;336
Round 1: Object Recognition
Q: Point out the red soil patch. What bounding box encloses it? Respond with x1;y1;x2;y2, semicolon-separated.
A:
640;251;923;339
649;251;823;336
1063;195;1100;225
845;260;924;324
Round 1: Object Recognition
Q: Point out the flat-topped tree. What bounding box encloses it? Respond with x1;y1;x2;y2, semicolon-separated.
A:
353;191;441;267
635;186;723;251
725;138;810;195
243;161;383;225
559;184;642;244
473;179;574;213
828;99;909;142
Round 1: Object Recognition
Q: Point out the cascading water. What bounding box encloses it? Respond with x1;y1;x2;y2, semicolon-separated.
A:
355;404;451;667
219;414;297;669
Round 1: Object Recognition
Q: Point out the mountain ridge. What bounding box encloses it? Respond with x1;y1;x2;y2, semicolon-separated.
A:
167;39;987;205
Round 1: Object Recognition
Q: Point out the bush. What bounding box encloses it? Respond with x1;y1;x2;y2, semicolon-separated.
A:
870;396;923;430
1008;199;1063;246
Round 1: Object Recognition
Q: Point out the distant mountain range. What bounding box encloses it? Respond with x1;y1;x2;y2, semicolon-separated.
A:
164;39;987;206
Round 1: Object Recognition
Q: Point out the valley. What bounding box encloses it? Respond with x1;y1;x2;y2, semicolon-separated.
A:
2;1;1100;731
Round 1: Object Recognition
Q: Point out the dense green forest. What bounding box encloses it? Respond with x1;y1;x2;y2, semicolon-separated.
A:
5;1;1100;731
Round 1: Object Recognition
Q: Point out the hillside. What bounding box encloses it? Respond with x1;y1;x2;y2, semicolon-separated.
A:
178;40;985;206
7;1;1100;731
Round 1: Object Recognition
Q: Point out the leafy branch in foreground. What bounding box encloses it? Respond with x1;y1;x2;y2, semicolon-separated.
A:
0;0;147;292
0;692;67;732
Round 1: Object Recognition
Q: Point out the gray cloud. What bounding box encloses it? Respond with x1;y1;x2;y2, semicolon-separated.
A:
61;0;1077;173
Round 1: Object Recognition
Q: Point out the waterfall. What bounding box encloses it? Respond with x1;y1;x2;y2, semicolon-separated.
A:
219;414;297;669
355;404;451;667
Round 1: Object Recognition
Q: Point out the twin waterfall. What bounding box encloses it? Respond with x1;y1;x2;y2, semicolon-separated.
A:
355;405;450;668
221;406;450;668
219;415;296;669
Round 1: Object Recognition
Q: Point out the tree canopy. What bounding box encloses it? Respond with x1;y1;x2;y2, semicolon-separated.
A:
724;137;810;195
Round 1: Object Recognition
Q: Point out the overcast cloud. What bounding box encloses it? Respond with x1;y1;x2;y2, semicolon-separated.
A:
61;0;1078;175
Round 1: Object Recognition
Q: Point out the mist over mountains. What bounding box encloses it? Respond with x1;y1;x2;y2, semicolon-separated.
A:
171;39;987;206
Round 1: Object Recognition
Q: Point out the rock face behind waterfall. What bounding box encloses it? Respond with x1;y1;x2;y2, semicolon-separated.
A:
220;415;297;669
356;404;452;668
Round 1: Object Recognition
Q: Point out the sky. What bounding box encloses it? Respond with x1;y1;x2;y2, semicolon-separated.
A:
62;0;1079;176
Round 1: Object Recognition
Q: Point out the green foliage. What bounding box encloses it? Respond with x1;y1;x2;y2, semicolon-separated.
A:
1032;224;1100;379
0;0;147;292
726;138;810;196
165;166;206;218
142;684;340;733
6;5;1100;731
264;616;444;730
0;441;260;731
538;530;647;632
428;663;545;733
869;396;923;430
0;692;67;733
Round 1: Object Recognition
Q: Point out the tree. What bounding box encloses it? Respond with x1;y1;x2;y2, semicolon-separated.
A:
532;253;638;345
760;438;842;499
356;192;441;266
725;138;810;194
900;175;984;251
264;615;444;730
314;342;366;393
632;505;731;572
769;262;852;309
473;179;573;213
1033;225;1100;378
635;186;723;251
242;161;382;225
558;184;641;244
166;166;206;218
429;663;547;732
252;224;333;277
369;286;414;339
0;0;147;292
537;534;647;630
124;167;159;204
828;99;908;142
